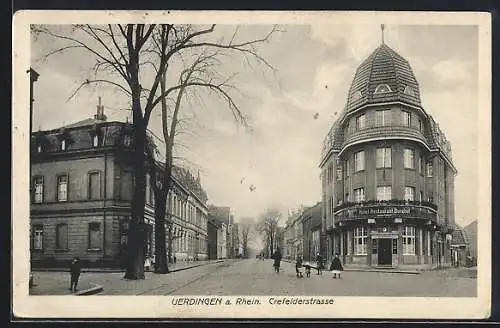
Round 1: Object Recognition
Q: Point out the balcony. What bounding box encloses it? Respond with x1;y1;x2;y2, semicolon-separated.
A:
334;200;437;224
342;125;428;151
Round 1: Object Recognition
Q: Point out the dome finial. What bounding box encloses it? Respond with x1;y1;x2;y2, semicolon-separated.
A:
381;24;385;44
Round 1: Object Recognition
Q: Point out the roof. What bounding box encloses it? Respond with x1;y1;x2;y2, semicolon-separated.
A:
63;118;107;129
208;205;231;225
345;43;422;113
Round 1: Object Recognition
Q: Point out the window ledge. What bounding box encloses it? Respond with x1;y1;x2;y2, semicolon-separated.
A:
55;248;70;253
87;248;102;252
31;249;44;253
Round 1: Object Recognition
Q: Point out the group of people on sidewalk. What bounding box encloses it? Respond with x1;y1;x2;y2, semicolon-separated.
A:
270;249;344;279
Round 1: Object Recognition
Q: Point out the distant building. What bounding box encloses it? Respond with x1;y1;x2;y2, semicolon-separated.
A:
319;32;456;269
231;223;241;257
209;205;231;259
463;220;477;262
207;218;220;260
30;98;209;268
302;202;322;262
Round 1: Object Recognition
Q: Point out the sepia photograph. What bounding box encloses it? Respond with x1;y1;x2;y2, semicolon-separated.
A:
12;10;491;319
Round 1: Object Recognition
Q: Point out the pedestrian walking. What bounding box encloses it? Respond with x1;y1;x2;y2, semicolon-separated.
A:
273;249;282;273
330;254;344;279
295;255;304;278
316;253;323;275
69;256;81;292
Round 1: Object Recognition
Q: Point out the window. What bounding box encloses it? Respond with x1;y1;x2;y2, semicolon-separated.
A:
56;223;69;250
32;225;43;250
404;148;415;169
121;171;133;200
93;134;99;147
345;159;350;177
354;188;365;202
372;239;378;254
356;114;366;130
88;171;100;200
33;176;44;203
376;110;390;126
88;222;102;250
60;139;66;151
374;84;392;94
392;239;398;254
404;186;415;201
427;162;433;177
404;86;414;96
354;227;367;255
419;191;423;202
354;151;365;172
336;163;343;181
376;147;392;168
402;226;416;255
57;175;68;202
419;156;424;174
124;135;132;147
402;111;411;127
377;186;392;201
418;119;423;132
37;144;42;153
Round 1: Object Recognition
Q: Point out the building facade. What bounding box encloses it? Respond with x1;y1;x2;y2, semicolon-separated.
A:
302;202;322;262
30;100;209;268
207;218;220;260
319;40;457;269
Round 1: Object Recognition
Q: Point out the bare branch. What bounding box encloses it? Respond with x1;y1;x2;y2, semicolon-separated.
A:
66;79;131;102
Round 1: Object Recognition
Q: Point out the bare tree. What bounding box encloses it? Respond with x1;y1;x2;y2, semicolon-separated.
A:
238;217;255;258
32;24;280;279
256;208;282;258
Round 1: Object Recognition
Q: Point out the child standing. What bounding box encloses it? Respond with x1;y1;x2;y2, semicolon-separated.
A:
330;254;344;279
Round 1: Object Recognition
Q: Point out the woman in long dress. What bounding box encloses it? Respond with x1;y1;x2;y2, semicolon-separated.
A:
329;254;344;279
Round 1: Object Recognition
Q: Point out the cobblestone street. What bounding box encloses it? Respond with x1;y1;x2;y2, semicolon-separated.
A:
30;259;476;297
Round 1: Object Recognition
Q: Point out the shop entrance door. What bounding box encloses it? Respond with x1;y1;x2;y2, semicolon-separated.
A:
378;238;392;265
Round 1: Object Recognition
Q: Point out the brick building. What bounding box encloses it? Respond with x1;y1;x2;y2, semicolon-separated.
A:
319;37;457;269
207;217;220;260
30;99;209;268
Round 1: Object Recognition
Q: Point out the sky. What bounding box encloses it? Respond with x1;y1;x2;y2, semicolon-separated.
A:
30;24;479;230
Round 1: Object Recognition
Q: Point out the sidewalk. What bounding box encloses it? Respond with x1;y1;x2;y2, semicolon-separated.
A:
30;259;226;296
282;259;421;274
32;259;221;273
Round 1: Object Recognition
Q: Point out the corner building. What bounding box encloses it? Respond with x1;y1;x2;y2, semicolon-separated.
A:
320;42;457;269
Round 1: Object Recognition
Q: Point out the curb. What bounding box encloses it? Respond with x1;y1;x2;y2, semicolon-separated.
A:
33;260;225;273
74;284;104;296
169;260;224;273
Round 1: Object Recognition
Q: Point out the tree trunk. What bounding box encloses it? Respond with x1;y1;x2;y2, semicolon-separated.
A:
154;191;169;274
124;116;147;280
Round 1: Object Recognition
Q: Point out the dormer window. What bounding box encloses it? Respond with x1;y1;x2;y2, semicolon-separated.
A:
60;139;66;151
93;134;99;147
374;84;392;94
124;135;132;147
58;128;72;151
351;91;362;102
404;86;415;96
37;144;42;153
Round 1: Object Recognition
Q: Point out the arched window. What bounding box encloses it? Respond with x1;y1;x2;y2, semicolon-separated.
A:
351;90;362;101
374;84;392;94
404;86;415;96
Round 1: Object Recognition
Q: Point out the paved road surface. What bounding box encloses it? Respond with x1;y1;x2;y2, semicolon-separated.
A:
166;259;476;297
30;259;476;297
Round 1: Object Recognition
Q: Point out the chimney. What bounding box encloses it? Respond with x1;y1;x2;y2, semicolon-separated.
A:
94;96;107;121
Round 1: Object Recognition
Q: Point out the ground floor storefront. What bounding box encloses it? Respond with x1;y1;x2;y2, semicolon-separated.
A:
325;221;452;270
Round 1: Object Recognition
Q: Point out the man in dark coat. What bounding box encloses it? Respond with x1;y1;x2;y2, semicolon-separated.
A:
273;249;282;273
69;256;82;292
316;253;323;275
329;254;344;279
295;255;303;278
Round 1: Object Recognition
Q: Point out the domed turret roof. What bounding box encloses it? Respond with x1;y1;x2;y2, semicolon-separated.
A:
345;43;422;112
